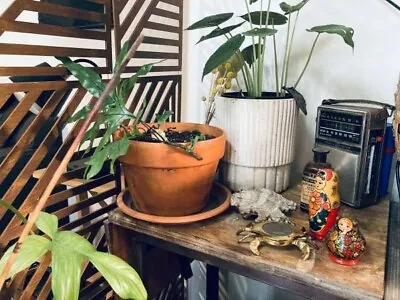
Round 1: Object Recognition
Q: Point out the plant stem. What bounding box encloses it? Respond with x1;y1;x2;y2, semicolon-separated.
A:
280;13;291;94
272;23;279;96
256;0;263;96
0;35;146;293
244;0;257;94
294;33;320;89
284;11;299;88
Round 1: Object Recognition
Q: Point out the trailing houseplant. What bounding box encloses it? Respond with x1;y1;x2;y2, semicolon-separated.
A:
57;41;226;217
187;0;354;192
0;200;146;300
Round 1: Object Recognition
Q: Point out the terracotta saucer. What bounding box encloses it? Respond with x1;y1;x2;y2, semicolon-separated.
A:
116;182;231;224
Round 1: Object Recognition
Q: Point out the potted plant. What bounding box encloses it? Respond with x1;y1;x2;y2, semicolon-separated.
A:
0;200;146;300
187;0;354;192
57;42;226;217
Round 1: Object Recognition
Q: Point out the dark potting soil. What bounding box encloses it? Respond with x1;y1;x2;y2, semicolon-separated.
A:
132;127;215;143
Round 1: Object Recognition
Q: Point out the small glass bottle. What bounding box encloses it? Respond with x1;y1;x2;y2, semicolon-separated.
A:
300;148;332;212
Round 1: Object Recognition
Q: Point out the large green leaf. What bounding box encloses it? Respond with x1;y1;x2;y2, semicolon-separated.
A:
280;0;310;14
186;13;233;30
85;134;130;179
56;57;106;99
0;235;50;279
197;22;245;44
241;44;263;66
114;40;130;73
51;231;96;300
88;251;147;300
240;11;287;26
243;27;277;37
35;212;58;239
306;24;355;49
202;34;245;79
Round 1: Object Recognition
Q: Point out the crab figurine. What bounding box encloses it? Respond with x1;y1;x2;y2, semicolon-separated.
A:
236;221;311;260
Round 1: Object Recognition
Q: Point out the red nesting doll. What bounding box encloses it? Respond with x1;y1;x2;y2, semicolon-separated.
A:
308;168;340;240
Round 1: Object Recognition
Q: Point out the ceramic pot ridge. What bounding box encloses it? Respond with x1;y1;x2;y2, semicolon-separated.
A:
118;122;226;217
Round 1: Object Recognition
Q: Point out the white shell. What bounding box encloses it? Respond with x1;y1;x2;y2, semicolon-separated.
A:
231;188;297;223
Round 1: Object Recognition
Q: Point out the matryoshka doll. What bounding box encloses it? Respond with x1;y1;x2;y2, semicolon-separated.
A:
308;168;340;240
326;217;366;266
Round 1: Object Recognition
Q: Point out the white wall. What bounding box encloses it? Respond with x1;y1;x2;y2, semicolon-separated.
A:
183;0;400;200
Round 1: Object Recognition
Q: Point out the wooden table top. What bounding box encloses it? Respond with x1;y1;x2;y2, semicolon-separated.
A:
108;184;390;300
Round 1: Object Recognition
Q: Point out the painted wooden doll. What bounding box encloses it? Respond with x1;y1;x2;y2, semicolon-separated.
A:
308;168;340;240
326;217;366;266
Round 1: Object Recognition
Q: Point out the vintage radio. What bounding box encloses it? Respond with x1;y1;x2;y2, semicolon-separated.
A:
315;99;395;208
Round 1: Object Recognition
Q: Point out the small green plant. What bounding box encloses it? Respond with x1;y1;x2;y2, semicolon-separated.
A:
0;200;146;300
187;0;355;116
57;41;202;179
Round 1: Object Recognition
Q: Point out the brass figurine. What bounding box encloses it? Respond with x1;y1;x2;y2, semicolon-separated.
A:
237;221;311;260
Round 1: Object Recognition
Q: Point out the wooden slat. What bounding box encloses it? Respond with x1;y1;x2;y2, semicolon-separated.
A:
0;89;43;147
120;0;147;35
161;0;183;8
135;51;179;59
0;81;79;92
20;254;51;300
0;67;109;77
146;21;180;33
147;80;169;119
153;7;180;20
0;19;107;40
0;0;24;36
23;1;105;23
143;36;179;47
0;43;107;58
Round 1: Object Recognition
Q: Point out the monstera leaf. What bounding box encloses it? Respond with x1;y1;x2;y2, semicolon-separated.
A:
307;24;355;49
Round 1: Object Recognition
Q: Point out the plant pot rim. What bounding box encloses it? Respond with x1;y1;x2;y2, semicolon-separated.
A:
220;91;293;100
127;122;225;146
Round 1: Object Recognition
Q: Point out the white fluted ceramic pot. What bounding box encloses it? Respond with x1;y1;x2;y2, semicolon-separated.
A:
213;92;298;193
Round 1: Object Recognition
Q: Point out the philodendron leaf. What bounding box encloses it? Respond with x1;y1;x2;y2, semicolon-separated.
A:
243;27;277;37
0;235;50;279
186;13;233;30
283;86;307;115
197;22;245;44
56;57;106;99
35;212;58;239
120;62;154;99
88;251;147;300
202;34;245;79
68;105;92;123
241;44;263;67
51;231;96;300
156;110;174;126
307;24;355;49
280;0;310;14
114;40;130;73
85;134;130;179
240;11;287;26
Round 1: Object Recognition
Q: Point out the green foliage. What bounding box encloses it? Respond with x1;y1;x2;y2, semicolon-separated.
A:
202;34;245;79
188;0;355;101
240;11;287;25
156;110;174;126
306;24;355;49
185;13;234;30
280;0;310;14
0;212;147;300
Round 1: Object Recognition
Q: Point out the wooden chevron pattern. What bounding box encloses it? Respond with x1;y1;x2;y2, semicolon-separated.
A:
0;0;183;298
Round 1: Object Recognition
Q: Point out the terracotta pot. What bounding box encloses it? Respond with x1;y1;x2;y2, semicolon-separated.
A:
118;122;226;216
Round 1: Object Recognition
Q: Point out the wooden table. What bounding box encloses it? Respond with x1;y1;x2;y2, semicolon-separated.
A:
106;185;394;300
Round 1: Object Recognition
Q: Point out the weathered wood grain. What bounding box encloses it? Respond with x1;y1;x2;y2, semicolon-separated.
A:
109;184;391;300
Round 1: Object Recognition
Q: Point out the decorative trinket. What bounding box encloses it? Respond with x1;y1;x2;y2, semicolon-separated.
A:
326;217;366;266
309;168;340;240
231;188;297;223
237;221;311;260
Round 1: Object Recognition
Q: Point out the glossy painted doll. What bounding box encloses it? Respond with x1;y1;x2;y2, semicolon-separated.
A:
309;168;340;240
